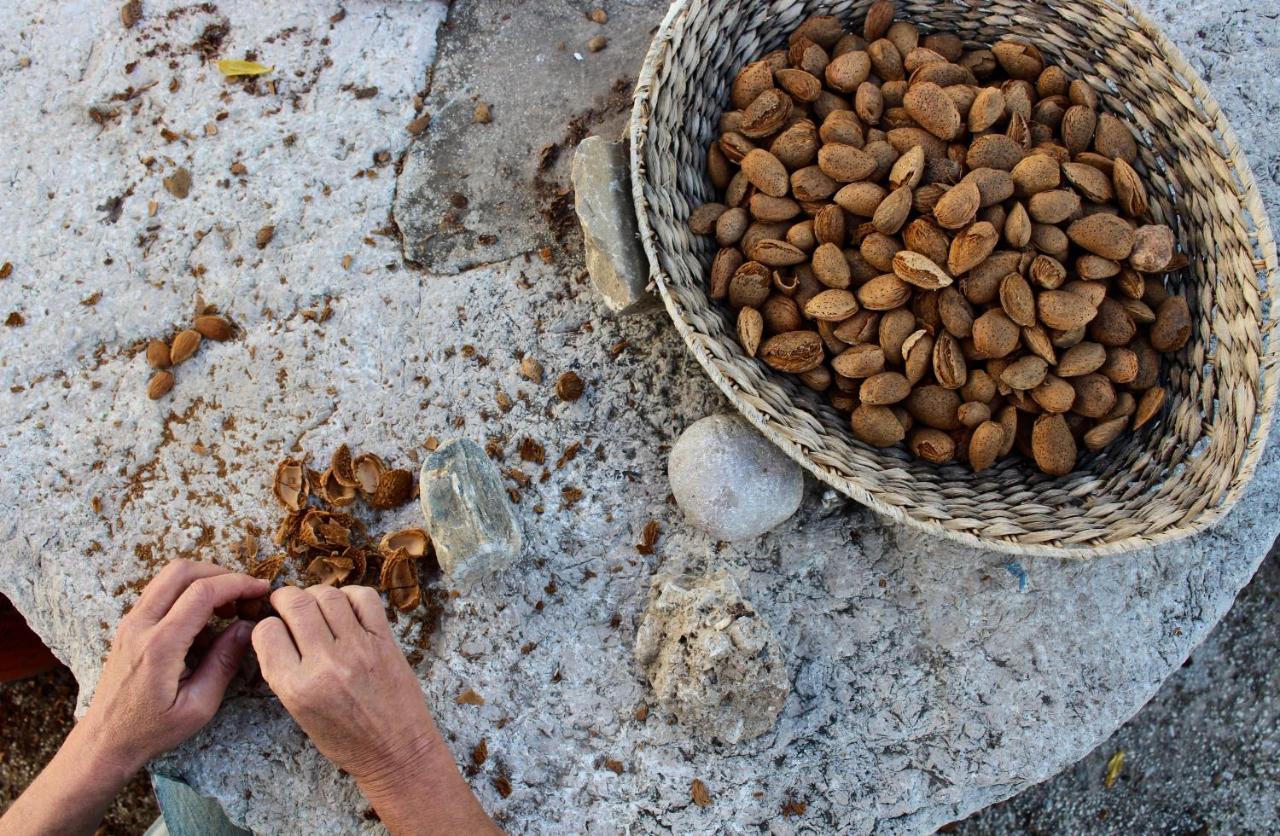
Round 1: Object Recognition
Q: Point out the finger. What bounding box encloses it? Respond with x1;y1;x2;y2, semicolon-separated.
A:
306;585;362;639
341;586;392;638
157;574;271;651
131;560;230;623
251;616;301;676
179;621;253;718
270;586;334;655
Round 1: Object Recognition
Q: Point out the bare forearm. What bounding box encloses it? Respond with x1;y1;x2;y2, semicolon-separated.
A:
355;733;500;836
0;723;135;836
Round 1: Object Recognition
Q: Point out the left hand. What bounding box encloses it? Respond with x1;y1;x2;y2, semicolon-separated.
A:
76;559;269;778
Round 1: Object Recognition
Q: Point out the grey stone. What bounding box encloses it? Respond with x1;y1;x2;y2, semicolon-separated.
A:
419;439;522;589
0;0;1277;833
571;136;657;315
668;414;804;541
392;0;669;273
634;570;790;744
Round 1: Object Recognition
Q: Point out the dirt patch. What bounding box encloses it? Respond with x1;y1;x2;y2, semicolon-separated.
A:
0;667;160;833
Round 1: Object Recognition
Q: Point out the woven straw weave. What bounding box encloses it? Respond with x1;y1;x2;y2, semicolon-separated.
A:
629;0;1279;557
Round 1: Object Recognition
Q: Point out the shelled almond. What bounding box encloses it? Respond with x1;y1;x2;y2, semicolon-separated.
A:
140;311;235;399
691;2;1189;474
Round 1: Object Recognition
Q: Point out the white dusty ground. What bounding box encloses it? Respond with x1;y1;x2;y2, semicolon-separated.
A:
1;0;1278;833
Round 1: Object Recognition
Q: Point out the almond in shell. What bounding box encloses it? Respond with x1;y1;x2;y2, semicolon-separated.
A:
1031;413;1076;476
761;331;824;373
892;250;952;289
851;404;906;447
932;180;981;229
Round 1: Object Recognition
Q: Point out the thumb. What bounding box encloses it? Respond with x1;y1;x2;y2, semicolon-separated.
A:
181;620;254;719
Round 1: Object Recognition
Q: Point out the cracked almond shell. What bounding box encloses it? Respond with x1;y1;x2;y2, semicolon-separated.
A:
307;553;355;587
380;550;421;612
353;453;385;495
380;528;430;559
273;458;310;511
370;468;415;509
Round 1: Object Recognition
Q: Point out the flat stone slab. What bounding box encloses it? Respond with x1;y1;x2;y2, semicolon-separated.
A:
393;0;665;273
0;0;1277;834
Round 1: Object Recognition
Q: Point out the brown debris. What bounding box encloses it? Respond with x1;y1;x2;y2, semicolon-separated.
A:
455;688;485;706
255;225;275;249
163;167;191;198
473;103;492;124
555;371;584;401
587;35;608;52
120;0;141;28
636;520;661;555
690;779;712;807
519;355;544;383
518;437;546;465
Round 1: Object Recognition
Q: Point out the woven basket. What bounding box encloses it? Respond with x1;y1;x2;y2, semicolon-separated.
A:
628;0;1279;557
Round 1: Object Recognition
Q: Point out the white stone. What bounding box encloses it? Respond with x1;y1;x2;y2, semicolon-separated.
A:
634;570;790;744
668;414;804;541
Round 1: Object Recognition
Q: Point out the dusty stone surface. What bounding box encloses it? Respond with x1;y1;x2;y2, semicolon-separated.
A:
635;570;790;744
668;413;804;541
392;0;664;273
0;1;1277;835
572;136;657;315
960;545;1280;833
419;438;522;589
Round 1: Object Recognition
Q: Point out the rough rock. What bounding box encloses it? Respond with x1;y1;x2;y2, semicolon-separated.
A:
0;0;1277;833
419;438;522;589
635;570;790;744
571;136;657;315
668;414;804;541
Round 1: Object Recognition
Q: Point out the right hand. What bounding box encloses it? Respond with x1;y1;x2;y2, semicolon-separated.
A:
250;585;442;788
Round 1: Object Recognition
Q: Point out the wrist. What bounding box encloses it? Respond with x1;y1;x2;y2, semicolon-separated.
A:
351;729;455;801
67;714;144;789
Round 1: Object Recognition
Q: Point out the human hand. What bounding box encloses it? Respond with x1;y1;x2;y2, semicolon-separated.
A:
252;586;497;834
251;585;441;787
78;560;270;779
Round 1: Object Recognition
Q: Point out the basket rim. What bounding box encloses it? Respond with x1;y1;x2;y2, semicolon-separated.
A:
627;0;1280;559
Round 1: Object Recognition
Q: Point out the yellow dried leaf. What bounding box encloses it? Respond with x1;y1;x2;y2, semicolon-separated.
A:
1104;750;1125;789
217;59;274;77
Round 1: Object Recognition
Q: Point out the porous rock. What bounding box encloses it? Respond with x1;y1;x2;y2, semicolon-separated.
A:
571;136;657;315
634;570;790;744
419;438;522;589
668;414;804;540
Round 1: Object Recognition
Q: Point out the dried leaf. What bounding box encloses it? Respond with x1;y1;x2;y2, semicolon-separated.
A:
216;59;275;77
1104;750;1125;789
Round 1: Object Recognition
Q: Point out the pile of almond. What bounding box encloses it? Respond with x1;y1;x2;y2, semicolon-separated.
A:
690;3;1190;475
144;312;234;399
